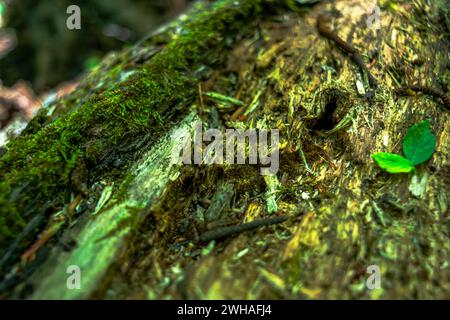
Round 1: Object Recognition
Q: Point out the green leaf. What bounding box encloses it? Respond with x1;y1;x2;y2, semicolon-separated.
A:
372;153;415;173
204;92;244;106
402;120;436;165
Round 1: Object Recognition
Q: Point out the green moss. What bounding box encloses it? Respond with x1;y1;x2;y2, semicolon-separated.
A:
0;0;274;258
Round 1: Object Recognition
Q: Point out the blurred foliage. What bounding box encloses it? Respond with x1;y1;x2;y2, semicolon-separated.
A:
0;0;190;92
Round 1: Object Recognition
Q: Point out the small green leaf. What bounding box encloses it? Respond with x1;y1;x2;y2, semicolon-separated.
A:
372;153;415;173
402;120;436;165
204;92;244;106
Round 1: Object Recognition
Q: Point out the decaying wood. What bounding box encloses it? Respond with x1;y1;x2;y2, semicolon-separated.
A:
0;0;449;299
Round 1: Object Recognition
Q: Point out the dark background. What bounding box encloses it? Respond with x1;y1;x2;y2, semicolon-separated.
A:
0;0;191;92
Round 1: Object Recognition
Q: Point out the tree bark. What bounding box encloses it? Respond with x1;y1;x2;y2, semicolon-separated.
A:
0;0;449;299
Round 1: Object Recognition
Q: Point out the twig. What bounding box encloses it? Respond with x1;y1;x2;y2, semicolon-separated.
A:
198;215;288;243
395;85;450;110
317;14;378;88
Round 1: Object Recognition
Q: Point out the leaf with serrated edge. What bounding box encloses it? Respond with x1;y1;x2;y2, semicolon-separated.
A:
372;153;415;173
402;120;436;165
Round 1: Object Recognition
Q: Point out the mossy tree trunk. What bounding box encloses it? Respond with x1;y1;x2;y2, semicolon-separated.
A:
0;0;449;299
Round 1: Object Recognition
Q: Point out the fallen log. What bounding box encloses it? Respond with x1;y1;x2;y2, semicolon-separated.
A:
0;0;449;299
